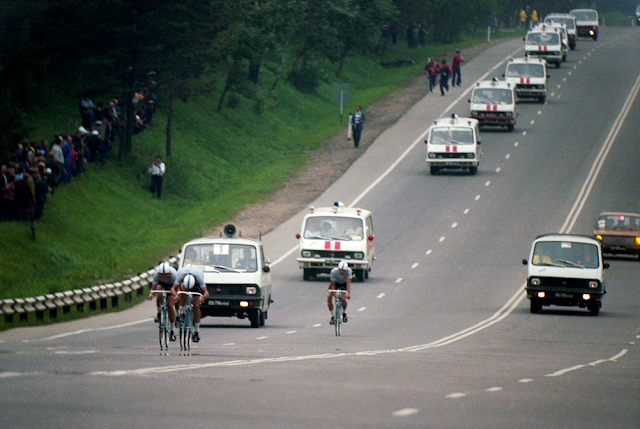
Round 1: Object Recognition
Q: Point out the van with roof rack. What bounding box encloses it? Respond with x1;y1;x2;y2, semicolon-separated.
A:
425;114;481;175
469;78;517;132
503;56;548;103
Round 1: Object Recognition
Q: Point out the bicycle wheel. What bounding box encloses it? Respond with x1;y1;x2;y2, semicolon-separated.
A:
334;301;342;336
184;305;193;351
159;305;168;351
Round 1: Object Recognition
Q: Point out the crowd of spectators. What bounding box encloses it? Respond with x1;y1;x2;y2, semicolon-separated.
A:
1;75;158;223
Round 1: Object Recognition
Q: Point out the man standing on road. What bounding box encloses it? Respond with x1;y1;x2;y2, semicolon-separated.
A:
425;56;440;93
451;49;465;87
350;105;365;148
149;155;165;199
439;59;452;96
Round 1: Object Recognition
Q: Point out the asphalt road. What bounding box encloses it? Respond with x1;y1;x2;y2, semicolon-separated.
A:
1;27;639;429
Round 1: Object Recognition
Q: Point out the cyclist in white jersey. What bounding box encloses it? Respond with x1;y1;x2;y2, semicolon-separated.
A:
327;260;352;324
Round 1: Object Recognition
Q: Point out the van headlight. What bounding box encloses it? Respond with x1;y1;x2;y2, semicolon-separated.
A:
466;153;475;159
428;153;436;159
246;286;258;295
588;281;598;289
354;252;364;259
301;250;311;257
530;278;541;286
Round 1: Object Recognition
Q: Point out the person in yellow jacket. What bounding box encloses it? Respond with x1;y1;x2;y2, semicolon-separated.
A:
531;9;538;26
519;9;527;28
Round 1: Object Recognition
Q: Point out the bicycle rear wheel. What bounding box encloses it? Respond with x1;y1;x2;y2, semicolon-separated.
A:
159;305;168;351
182;306;193;351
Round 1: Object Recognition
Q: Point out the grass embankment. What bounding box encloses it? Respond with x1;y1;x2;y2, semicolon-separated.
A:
0;32;516;302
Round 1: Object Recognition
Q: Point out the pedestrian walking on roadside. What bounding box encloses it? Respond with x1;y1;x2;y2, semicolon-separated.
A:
149;155;165;198
451;49;465;87
350;105;365;148
425;56;440;93
439;59;452;96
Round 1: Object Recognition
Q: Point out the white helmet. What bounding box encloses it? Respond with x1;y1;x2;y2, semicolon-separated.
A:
182;274;196;289
158;262;171;274
338;260;349;271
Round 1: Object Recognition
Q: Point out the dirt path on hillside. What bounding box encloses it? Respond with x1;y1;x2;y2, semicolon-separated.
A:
209;41;502;239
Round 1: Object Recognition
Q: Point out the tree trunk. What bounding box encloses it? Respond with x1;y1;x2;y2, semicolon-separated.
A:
217;58;237;112
270;32;292;92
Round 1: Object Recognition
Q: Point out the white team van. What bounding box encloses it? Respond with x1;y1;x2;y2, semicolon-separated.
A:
544;13;577;49
570;8;599;40
469;79;517;132
296;202;375;282
425;114;481;175
524;24;563;68
503;56;548;103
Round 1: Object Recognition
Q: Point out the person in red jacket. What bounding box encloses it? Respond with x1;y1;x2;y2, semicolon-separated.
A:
451;49;465;87
425;57;440;93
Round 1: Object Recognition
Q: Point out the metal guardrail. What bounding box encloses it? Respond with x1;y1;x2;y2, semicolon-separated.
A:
0;256;179;325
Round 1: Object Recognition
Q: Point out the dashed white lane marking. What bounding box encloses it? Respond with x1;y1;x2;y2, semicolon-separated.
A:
495;167;501;173
514;142;519;147
537;110;542;115
463;208;470;214
286;331;297;334
223;343;235;346
485;181;491;187
573;65;577;69
411;262;419;269
256;336;268;340
445;393;467;399
521;131;527;136
439;236;445;242
630;342;636;345
579;60;582;64
475;195;481;201
530;120;535;125
357;307;366;312
485;387;503;392
393;408;420;417
518;378;533;383
550;92;555;96
556;84;561;89
395;278;403;283
54;350;96;355
505;154;510;159
313;324;322;328
568;71;572;76
562;77;567;82
377;293;385;299
451;222;458;228
426;250;432;255
546;349;628;377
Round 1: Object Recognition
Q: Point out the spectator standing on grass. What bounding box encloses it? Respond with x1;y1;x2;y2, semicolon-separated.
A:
13;167;34;221
79;96;95;129
62;135;72;184
439;59;452;96
149;155;165;199
45;152;60;192
33;169;50;221
451;49;465;87
50;139;66;186
2;170;15;221
350;105;365;149
425;56;440;93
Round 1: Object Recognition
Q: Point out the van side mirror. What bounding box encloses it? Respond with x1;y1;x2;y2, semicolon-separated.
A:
603;262;609;269
522;259;528;265
263;264;270;273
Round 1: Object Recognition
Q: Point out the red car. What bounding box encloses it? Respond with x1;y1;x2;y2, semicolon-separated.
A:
593;212;640;259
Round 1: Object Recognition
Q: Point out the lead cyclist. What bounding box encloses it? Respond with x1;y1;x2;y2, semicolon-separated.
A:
148;262;178;341
172;266;209;343
327;260;352;324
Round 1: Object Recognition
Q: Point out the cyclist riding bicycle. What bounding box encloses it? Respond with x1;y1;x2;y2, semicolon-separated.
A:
171;265;209;343
327;260;351;324
148;262;178;341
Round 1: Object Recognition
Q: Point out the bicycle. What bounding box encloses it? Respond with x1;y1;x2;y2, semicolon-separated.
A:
151;290;171;353
328;289;348;336
177;291;202;353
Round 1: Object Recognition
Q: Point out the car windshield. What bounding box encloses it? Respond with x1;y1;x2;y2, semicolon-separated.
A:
471;88;513;104
429;127;474;145
597;215;640;231
506;64;545;78
526;32;560;45
183;243;258;272
304;216;364;240
545;17;575;29
532;241;600;269
572;10;597;21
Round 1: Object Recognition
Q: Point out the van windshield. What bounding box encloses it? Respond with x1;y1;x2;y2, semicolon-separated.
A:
304;217;364;240
545;17;575;30
506;64;545;78
572;10;597;21
526;32;560;45
429;127;474;145
532;241;599;268
471;88;513;104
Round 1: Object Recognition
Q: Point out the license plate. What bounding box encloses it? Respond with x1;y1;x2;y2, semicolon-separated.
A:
555;292;574;299
208;299;230;306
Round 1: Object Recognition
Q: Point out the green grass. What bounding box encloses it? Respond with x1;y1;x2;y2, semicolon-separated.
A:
1;31;516;300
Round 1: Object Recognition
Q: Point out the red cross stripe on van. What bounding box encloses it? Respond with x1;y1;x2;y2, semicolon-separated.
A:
445;145;458;152
325;241;341;250
485;104;498;111
538;45;548;51
520;77;531;84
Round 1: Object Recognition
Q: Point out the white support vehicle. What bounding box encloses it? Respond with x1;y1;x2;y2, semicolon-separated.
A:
177;225;273;328
469;79;518;132
542;22;569;61
570;9;599;40
425;114;481;175
296;202;375;282
544;13;577;49
524;24;563;68
503;56;548;103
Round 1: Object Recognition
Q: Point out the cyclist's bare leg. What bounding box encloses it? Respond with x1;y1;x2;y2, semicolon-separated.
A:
327;288;336;312
167;294;176;324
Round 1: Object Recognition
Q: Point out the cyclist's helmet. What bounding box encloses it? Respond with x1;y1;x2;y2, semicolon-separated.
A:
158;262;171;274
338;260;349;271
182;274;197;290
